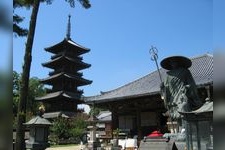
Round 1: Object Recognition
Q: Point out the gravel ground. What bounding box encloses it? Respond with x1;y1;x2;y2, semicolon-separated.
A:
46;145;81;150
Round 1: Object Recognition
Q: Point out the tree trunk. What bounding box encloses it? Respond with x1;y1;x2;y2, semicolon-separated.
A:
15;0;40;149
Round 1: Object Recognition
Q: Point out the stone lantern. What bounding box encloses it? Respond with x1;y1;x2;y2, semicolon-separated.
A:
24;115;52;150
179;99;213;150
86;114;99;149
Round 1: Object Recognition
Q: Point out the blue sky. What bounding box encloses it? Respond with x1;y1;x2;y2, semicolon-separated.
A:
12;0;217;111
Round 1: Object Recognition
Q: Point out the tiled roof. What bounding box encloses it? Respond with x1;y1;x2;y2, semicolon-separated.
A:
42;111;76;119
36;90;82;101
42;55;91;70
85;54;213;103
45;38;90;55
24;116;52;125
40;72;92;86
96;111;112;122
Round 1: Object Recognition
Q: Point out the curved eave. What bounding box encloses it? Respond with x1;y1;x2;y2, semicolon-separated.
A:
84;82;212;104
41;72;92;86
36;91;63;100
45;39;90;55
42;56;91;69
35;91;83;103
85;91;160;104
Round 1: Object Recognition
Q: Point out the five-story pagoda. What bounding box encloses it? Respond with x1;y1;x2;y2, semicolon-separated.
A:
36;15;92;118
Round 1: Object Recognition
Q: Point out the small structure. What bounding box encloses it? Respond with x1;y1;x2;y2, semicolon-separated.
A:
36;15;92;118
96;111;112;139
179;99;213;150
86;114;99;149
24;115;52;150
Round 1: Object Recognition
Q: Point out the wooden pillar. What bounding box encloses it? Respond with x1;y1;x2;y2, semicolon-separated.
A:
136;109;142;140
111;109;119;131
196;121;201;150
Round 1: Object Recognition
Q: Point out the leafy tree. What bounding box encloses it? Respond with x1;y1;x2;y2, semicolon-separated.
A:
13;70;46;119
51;117;71;140
27;77;46;114
15;1;41;148
89;106;104;116
13;0;28;37
13;71;20;93
69;113;88;137
13;71;20;116
15;0;91;149
50;113;88;144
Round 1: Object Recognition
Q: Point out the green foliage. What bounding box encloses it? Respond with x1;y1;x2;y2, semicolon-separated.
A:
65;0;91;8
51;117;71;139
113;128;120;138
13;0;91;37
13;71;46;116
50;113;88;144
69;114;88;137
13;71;21;115
89;106;103;116
13;15;28;37
13;0;28;37
27;77;46;114
13;71;20;94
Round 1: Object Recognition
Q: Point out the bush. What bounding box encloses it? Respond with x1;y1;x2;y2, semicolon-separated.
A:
49;113;89;145
50;117;71;140
69;114;87;138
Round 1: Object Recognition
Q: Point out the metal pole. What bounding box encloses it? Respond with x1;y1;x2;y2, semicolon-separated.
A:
149;46;163;83
149;46;175;133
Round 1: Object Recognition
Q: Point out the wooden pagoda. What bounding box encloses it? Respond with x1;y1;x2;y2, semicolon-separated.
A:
36;15;92;117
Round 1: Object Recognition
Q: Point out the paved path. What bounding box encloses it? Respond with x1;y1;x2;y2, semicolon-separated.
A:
46;145;80;150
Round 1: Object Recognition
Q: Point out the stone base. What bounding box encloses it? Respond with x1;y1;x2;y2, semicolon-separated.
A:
139;138;178;150
25;140;50;150
87;141;100;150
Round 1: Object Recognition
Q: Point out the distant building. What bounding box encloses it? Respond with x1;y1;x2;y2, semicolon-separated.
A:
85;54;213;139
96;111;112;139
36;16;92;118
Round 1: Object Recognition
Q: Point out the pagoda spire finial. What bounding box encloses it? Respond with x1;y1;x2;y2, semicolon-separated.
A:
66;14;71;40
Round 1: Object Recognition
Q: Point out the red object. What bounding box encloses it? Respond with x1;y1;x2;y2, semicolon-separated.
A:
147;130;163;137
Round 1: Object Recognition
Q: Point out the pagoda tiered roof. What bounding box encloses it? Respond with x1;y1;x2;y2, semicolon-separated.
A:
36;15;92;115
45;38;90;55
36;90;83;103
40;72;92;86
42;55;91;70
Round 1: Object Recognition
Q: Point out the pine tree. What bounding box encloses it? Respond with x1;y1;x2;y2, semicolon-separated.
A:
14;0;91;149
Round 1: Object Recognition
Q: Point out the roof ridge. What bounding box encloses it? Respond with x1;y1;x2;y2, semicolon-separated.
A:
68;39;90;51
190;53;213;60
100;70;158;95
